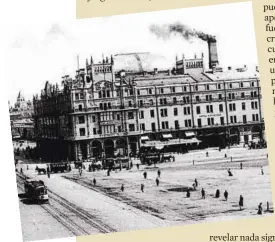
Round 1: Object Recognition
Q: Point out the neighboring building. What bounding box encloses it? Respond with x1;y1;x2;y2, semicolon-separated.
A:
9;91;34;139
33;44;264;162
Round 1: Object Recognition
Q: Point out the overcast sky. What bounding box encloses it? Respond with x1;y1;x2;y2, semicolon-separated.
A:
3;1;258;105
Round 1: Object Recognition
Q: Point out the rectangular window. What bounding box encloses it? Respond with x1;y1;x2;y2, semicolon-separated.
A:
173;97;177;104
139;100;143;107
220;117;224;125
128;112;134;119
219;94;222;100
196;96;200;102
128;101;132;107
79;128;85;136
148;89;152;95
150;110;155;118
75;93;79;100
160;108;168;117
151;123;156;131
129;124;135;131
160;88;164;94
196;106;201;114
174;120;179;129
197;119;202;127
241;92;245;98
140;123;145;131
174;108;178;116
242;102;246;110
219;104;223;112
139;111;144;119
92;116;96;122
78;116;85;124
243;115;247;124
93;128;96;135
171;87;176;93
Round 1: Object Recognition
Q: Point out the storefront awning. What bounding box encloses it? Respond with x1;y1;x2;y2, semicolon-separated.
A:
140;136;150;141
185;131;195;138
162;134;173;139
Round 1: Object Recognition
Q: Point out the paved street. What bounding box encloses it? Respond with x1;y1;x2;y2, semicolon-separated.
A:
16;146;273;241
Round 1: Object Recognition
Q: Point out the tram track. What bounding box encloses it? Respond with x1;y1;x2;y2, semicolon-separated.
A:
16;173;116;236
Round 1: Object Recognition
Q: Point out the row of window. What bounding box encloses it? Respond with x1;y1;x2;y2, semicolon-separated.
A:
134;81;258;96
138;114;260;131
75;86;259;103
93;91;259;111
78;113;261;136
78;100;260;125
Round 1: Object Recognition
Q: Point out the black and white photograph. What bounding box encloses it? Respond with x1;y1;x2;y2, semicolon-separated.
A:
4;1;274;241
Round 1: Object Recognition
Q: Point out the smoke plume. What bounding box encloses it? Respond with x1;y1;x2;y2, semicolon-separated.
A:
149;22;216;43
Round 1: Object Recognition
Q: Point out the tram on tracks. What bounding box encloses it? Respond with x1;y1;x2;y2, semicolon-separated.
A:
24;178;49;203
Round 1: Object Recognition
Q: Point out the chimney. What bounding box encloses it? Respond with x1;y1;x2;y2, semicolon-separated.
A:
256;66;259;72
207;39;219;69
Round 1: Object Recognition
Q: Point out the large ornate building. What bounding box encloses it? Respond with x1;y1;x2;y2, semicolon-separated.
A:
9;92;34;139
33;43;264;161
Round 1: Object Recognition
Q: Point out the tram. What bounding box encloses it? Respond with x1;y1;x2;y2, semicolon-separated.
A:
24;179;49;203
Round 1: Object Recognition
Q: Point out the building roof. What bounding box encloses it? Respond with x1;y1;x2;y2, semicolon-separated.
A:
204;69;259;81
134;74;196;87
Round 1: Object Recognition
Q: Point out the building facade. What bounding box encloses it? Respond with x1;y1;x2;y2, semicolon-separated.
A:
33;50;264;162
9;92;34;139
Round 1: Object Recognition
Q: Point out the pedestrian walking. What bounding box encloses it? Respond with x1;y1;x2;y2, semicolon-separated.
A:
206;152;209;157
143;171;147;179
93;178;96;186
47;166;50;178
201;188;206;199
194;179;198;187
141;183;144;192
239;195;244;210
136;163;140;170
157;169;161;178
240;162;243;170
261;166;264;175
186;188;191;198
20;168;23;174
224;153;227;158
230;156;233;162
193;160;195;166
192;183;196;191
215;189;220;198
257;203;263;215
267;201;270;212
79;167;82;176
224;190;228;201
121;184;124;192
107;169;110;176
156;177;159;186
27;165;29;170
228;168;233;176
